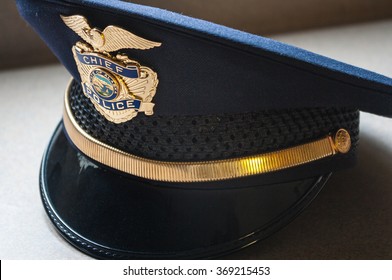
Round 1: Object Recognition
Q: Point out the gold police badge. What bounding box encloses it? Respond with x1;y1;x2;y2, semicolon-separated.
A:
61;15;161;124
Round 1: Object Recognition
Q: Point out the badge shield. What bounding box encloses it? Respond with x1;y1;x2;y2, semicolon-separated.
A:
62;15;161;124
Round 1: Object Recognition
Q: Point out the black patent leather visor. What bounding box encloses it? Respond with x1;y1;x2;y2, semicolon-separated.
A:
40;123;330;259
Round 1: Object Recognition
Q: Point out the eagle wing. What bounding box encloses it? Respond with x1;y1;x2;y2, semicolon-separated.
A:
101;25;161;52
123;67;158;102
61;15;93;44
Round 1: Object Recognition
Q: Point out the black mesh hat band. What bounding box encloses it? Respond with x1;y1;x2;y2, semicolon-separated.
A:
64;79;360;183
68;80;360;161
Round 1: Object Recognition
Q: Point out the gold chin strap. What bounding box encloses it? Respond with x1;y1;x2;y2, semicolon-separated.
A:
63;80;351;183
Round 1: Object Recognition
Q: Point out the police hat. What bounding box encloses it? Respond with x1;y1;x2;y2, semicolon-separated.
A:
17;0;392;259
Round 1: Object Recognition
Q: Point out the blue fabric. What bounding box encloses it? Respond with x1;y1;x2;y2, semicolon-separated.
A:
16;0;392;117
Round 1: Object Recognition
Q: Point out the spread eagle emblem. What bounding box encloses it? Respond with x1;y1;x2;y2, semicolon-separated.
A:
61;15;162;124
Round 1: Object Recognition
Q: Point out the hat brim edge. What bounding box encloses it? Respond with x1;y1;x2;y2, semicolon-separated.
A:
39;121;331;259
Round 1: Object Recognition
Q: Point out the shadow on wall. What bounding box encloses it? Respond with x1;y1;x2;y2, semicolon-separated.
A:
2;0;392;70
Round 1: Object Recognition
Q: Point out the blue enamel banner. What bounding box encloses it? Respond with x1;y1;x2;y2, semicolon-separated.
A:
83;84;141;111
76;50;139;78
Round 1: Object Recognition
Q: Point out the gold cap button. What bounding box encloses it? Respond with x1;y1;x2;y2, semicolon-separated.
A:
334;129;351;154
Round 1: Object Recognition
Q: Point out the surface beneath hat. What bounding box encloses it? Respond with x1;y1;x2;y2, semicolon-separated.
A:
1;19;392;259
